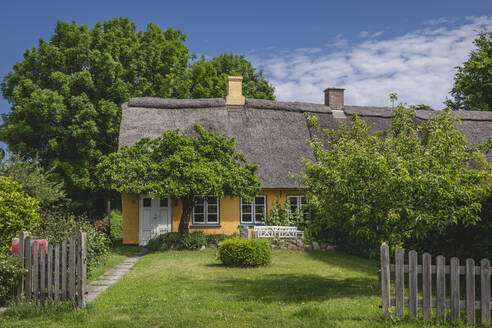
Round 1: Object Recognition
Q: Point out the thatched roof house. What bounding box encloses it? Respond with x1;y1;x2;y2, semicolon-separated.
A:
119;77;492;245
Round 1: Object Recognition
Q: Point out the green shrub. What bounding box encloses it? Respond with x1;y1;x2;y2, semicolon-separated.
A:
181;231;207;250
146;237;162;252
206;234;229;245
110;210;123;241
160;232;182;246
0;176;41;254
218;238;271;267
0;253;26;306
33;211;110;274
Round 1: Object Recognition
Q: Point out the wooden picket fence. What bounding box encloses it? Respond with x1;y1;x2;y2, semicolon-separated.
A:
16;231;87;308
380;243;491;325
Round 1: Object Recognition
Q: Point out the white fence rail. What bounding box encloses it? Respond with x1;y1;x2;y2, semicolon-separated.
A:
253;226;303;239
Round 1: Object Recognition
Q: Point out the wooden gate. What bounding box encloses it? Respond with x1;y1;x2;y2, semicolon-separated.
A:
16;231;87;308
380;243;491;325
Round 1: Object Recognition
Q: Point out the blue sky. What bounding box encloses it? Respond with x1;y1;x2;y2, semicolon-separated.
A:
1;0;491;114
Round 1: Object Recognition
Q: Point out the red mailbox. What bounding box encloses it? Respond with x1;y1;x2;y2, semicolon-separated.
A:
11;238;48;256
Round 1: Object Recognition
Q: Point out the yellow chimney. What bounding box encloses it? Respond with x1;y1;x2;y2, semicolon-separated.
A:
226;76;245;105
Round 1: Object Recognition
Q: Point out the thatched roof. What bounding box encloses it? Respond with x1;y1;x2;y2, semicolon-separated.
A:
119;98;492;188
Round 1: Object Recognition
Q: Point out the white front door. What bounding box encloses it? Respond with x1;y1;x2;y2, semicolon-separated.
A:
139;195;171;246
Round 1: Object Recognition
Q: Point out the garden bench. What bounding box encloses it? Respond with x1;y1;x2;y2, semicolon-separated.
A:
253;226;304;239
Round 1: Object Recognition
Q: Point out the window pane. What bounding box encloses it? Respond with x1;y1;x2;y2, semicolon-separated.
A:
301;196;307;206
255;196;265;205
242;213;252;222
242;204;252;213
208;204;218;214
207;214;218;223
143;198;151;207
194;196;205;203
255;212;265;222
255;204;265;214
194;205;204;214
194;214;204;222
160;198;168;207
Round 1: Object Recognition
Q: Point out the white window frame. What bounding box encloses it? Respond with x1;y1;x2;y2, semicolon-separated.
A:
240;195;267;224
192;196;220;225
286;195;310;219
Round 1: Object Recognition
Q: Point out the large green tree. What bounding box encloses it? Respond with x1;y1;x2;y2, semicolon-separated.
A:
0;18;191;213
190;54;275;99
1;18;273;215
446;31;492;111
96;124;261;234
301;106;491;257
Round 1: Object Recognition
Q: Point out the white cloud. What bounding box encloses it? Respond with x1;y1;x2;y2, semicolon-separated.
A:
359;30;369;38
250;16;492;109
371;31;384;38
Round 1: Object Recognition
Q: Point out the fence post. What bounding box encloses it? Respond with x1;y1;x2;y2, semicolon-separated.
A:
466;258;475;325
17;231;28;300
32;241;39;302
61;240;67;301
408;250;418;318
24;235;32;301
422;253;432;320
380;243;390;317
450;257;460;322
47;245;53;301
40;244;46;304
69;237;76;301
77;232;87;308
481;259;490;324
436;255;446;323
395;248;404;318
54;244;60;301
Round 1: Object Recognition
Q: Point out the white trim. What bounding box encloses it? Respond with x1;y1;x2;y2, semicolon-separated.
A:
240;195;267;224
192;195;220;225
138;195;172;246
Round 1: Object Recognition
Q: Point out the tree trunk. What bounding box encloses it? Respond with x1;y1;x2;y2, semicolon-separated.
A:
178;196;194;235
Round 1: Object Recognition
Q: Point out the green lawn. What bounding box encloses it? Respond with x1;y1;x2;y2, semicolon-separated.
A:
0;250;477;327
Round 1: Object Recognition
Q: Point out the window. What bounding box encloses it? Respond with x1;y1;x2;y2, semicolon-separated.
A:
286;195;310;219
143;198;152;207
193;196;219;224
241;196;266;224
160;198;168;207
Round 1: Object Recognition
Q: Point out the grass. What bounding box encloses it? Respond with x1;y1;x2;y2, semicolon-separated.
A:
88;240;140;282
0;250;481;327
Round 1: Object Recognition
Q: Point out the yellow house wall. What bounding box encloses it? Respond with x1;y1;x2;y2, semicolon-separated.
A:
122;193;139;244
122;188;302;244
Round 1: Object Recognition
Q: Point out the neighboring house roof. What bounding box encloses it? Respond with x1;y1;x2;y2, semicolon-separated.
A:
119;93;492;189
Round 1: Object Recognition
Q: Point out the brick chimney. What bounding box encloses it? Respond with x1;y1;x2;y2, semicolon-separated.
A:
324;88;345;110
226;76;245;106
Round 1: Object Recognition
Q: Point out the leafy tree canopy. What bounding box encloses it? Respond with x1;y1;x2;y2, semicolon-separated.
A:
0;154;66;208
446;31;492;111
0;18;273;214
190;54;275;99
301;106;491;257
96;124;261;234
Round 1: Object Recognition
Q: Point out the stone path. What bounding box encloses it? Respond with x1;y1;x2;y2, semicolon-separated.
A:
86;249;146;303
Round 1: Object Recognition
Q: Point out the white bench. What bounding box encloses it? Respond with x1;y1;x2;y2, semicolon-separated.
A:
253;226;304;239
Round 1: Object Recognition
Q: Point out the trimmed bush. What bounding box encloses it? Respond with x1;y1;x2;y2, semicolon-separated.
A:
218;238;271;267
0;176;41;254
0;253;26;306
